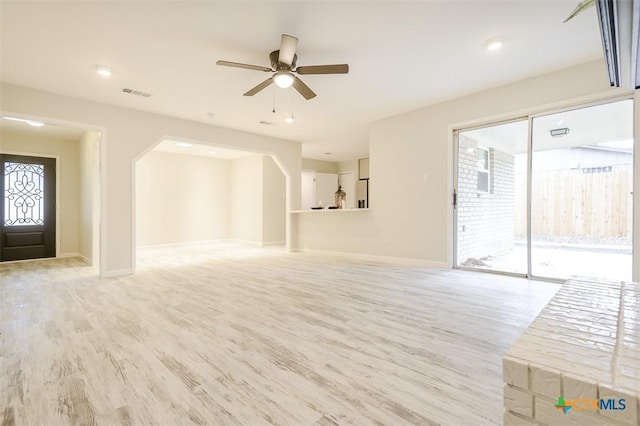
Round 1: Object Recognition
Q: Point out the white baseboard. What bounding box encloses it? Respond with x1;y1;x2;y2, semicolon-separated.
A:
292;248;449;268
224;239;262;247
261;240;286;247
58;252;81;259
102;268;133;278
0;253;88;265
136;239;228;249
137;239;286;249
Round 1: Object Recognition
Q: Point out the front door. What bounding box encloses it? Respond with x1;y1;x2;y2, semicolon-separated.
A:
1;154;56;261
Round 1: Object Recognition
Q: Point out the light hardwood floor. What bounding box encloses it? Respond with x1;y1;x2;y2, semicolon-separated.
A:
1;243;559;425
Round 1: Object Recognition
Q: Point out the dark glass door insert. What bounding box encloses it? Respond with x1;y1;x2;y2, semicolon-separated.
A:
1;154;56;261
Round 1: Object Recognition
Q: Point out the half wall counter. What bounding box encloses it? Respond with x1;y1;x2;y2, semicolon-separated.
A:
290;208;374;253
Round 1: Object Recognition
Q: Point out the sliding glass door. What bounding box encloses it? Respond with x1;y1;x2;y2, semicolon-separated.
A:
454;119;528;275
455;98;634;281
530;99;633;281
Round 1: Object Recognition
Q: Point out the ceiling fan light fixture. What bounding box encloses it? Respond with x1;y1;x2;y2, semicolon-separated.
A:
273;71;294;88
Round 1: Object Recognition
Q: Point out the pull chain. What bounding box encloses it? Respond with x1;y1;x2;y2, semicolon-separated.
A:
272;85;276;114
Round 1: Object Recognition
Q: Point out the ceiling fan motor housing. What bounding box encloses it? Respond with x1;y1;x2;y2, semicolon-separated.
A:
270;50;297;70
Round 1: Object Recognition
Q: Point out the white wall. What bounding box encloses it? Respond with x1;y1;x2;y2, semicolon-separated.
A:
337;160;359;209
136;151;231;246
0;83;301;275
262;156;286;244
302;158;338;173
230;155;263;243
295;60;630;264
135;152;285;247
78;130;100;264
338;160;358;174
0;129;80;256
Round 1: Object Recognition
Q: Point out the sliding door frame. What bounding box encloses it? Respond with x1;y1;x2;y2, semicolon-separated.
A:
453;94;635;282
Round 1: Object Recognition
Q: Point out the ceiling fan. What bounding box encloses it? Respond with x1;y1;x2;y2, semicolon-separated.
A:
216;34;349;100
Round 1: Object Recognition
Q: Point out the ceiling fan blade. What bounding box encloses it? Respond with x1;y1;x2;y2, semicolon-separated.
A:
216;60;272;72
278;34;299;66
243;78;274;96
296;64;349;75
292;76;316;100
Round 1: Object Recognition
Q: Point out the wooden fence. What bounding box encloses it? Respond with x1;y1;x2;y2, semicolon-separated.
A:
515;165;633;238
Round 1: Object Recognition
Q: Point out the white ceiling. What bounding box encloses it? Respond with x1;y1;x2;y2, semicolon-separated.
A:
1;1;603;161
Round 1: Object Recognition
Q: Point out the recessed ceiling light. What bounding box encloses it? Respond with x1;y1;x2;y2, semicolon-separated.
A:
96;66;113;78
484;38;504;52
285;115;295;123
324;152;332;155
175;142;192;148
209;151;217;155
259;120;274;126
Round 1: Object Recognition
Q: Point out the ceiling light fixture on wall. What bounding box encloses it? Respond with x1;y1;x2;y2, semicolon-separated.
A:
273;71;294;88
175;142;193;147
2;116;45;127
550;127;570;137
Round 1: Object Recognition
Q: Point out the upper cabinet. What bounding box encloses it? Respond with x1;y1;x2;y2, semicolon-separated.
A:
358;158;369;180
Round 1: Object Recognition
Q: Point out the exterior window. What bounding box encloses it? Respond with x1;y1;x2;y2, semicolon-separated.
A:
477;147;490;193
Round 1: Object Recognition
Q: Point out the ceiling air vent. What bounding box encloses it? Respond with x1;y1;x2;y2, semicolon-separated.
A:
122;88;151;98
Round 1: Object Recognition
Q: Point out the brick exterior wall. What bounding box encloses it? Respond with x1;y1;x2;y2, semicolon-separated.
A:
457;134;515;265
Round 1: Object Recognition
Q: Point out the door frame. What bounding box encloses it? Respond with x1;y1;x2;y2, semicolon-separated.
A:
1;151;60;258
451;93;636;281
